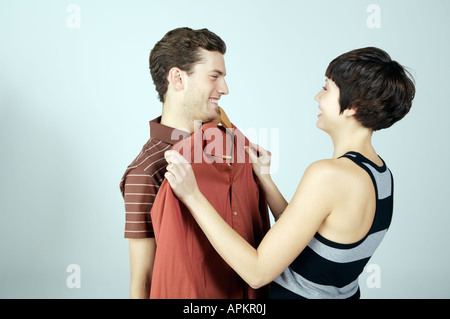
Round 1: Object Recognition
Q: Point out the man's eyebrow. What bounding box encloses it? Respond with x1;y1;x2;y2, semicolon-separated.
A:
211;69;226;76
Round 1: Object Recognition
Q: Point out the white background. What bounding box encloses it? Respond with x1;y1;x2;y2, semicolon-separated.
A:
1;0;449;298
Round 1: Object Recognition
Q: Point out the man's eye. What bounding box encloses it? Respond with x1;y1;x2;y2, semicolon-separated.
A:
322;86;327;91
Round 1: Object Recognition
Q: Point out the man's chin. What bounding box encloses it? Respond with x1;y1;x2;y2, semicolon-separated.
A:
206;110;220;123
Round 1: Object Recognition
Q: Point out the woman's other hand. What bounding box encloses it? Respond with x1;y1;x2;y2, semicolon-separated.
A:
245;143;272;180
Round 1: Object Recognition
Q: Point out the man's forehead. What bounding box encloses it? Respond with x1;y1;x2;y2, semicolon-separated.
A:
196;49;226;73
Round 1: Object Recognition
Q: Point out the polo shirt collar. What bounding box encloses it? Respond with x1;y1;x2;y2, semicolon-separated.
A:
149;116;191;145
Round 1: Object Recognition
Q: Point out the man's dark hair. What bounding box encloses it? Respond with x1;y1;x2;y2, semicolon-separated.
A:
325;47;415;130
149;27;227;103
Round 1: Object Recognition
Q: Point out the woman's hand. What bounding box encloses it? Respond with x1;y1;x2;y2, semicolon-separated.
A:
164;150;200;204
245;143;272;179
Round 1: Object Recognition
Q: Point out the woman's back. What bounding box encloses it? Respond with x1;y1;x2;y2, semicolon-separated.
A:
317;151;384;244
270;151;393;299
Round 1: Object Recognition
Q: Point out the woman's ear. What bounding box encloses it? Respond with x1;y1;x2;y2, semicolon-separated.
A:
343;107;357;118
167;67;185;91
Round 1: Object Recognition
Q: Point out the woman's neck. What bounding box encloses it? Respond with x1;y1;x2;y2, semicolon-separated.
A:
330;125;378;162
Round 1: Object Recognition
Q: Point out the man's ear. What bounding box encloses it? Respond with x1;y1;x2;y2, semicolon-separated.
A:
168;67;185;91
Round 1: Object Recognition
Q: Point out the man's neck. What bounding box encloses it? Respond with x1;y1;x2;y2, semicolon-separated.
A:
160;102;193;133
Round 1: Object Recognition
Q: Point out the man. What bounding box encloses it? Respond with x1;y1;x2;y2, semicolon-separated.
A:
119;27;229;298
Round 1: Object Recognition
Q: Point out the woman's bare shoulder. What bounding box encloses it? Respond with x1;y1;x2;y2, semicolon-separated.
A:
302;158;367;192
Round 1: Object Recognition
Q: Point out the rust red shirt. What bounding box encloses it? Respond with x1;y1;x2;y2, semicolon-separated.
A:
119;117;189;238
150;122;270;299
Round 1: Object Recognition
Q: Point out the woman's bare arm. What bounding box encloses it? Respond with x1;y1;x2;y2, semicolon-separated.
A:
164;150;336;288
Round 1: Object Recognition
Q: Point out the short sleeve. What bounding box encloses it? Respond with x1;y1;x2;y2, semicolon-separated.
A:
122;173;160;238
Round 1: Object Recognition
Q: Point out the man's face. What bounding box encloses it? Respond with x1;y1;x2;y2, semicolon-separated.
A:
182;48;229;124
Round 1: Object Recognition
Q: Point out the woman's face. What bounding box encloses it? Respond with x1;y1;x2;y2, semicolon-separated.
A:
314;77;342;133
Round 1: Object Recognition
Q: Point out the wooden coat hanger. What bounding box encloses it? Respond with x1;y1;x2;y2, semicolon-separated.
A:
213;106;232;129
213;107;233;160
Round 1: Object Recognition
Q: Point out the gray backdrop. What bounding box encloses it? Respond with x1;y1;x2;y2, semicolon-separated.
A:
1;0;449;298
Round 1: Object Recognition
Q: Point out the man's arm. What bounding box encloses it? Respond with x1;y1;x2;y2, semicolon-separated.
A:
128;238;156;299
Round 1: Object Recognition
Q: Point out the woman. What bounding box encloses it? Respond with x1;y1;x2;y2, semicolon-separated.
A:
163;47;415;299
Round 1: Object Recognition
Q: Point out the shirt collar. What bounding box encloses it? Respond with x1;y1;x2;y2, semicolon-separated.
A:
149;116;191;145
171;120;250;164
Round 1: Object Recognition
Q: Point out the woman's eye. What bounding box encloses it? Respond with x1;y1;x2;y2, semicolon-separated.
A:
322;86;327;91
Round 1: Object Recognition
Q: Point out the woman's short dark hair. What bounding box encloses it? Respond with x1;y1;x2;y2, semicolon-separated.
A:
149;27;226;103
325;47;415;131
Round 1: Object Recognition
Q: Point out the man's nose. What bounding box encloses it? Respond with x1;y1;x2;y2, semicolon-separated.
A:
218;79;229;95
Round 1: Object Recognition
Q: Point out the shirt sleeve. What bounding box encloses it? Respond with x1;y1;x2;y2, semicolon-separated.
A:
121;173;159;239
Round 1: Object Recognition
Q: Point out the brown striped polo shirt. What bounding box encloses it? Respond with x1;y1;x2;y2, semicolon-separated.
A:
119;117;190;239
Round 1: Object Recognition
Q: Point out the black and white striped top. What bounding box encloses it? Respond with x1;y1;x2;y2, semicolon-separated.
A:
273;151;393;299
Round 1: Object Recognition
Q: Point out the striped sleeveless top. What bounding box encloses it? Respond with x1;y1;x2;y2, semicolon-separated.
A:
272;151;394;299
